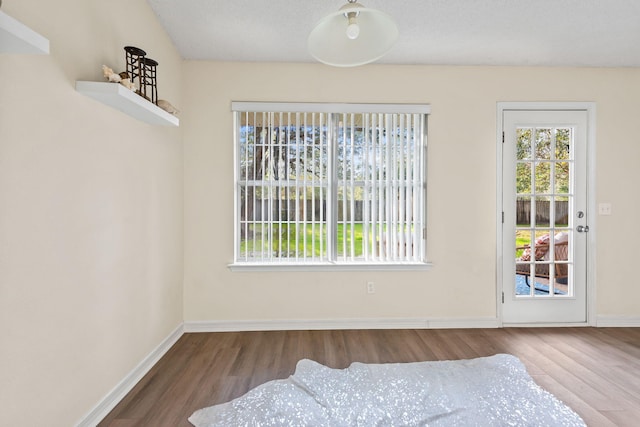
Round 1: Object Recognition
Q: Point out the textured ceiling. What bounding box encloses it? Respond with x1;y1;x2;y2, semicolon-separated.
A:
147;0;640;67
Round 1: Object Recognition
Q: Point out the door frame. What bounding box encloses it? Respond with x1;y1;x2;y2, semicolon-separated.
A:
496;102;597;326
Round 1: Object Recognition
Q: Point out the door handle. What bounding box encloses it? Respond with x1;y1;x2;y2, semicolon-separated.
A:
576;225;589;233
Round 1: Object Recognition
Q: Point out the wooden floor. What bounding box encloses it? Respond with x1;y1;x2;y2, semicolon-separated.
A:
99;327;640;426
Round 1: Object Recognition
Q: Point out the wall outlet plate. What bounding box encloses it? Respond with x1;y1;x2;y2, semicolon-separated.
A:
598;203;612;215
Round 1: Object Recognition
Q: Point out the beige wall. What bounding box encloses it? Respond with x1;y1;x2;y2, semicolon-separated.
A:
182;62;640;322
0;1;183;426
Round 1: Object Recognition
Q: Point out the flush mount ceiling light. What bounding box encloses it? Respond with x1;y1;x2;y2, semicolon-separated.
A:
308;0;398;67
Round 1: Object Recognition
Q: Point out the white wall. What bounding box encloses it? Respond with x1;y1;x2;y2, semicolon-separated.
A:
0;1;183;426
182;62;640;324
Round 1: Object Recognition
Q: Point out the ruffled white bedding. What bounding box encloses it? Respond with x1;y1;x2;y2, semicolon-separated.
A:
189;354;585;426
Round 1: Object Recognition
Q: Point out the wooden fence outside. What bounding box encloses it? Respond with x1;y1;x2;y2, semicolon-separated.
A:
517;199;569;225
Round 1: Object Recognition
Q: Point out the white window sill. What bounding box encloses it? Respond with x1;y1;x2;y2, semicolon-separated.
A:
228;262;433;272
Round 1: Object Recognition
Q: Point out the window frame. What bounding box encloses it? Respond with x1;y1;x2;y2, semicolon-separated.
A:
229;102;432;272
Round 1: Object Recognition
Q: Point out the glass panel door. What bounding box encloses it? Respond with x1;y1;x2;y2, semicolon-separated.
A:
502;109;589;324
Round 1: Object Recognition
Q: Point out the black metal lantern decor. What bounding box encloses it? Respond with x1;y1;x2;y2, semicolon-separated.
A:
124;46;145;86
139;57;158;104
123;46;159;105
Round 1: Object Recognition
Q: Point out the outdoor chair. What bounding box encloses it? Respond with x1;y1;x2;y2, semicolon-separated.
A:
515;233;569;285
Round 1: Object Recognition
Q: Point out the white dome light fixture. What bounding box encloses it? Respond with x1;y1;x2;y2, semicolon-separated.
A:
308;0;398;67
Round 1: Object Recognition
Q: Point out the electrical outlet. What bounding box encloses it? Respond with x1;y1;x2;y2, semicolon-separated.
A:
367;281;375;294
598;203;612;215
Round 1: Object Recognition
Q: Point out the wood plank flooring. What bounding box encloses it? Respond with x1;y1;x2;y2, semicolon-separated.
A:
98;328;640;426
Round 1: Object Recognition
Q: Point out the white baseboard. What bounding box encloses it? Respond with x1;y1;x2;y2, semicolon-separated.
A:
183;317;501;332
75;323;184;427
596;315;640;327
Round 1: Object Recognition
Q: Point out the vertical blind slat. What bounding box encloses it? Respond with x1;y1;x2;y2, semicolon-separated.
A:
349;113;356;260
287;113;292;259
385;114;392;261
277;112;283;260
294;113;301;262
311;113;316;260
417;114;424;261
303;112;308;260
319;113;324;261
392;114;399;260
378;114;389;260
371;113;378;259
261;112;266;260
363;113;370;260
343;114;347;261
267;112;273;261
252;112;257;261
399;113;406;257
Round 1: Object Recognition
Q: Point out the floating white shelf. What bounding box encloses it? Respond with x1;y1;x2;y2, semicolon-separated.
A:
0;10;49;54
75;81;179;127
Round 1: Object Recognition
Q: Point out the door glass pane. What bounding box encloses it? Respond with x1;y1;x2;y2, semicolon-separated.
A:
516;196;532;226
535;197;550;227
551;230;570;295
555;162;570;194
517;128;532;160
515;229;532;259
515;125;573;298
535;128;552;160
555;196;569;227
535;162;552;193
516;163;531;194
555;128;571;160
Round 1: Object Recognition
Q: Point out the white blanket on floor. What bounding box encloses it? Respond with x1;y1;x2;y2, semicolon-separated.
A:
189;354;585;426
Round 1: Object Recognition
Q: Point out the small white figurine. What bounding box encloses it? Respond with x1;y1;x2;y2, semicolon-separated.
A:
117;72;136;91
102;65;121;83
157;100;179;115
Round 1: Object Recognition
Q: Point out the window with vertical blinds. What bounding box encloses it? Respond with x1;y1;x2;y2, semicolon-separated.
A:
231;102;430;269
